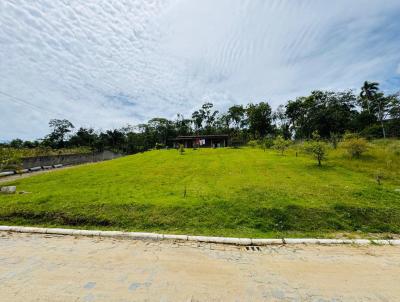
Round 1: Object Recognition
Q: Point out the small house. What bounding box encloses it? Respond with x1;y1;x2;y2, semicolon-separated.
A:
172;135;229;148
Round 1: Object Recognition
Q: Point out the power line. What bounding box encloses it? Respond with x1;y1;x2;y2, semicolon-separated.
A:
0;90;60;116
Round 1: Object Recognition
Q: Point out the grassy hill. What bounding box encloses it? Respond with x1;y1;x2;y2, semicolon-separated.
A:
1;141;399;238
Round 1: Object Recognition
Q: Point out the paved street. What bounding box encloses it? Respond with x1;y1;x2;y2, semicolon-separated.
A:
0;232;399;301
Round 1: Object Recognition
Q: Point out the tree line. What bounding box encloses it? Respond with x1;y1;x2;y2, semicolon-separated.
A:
2;81;399;154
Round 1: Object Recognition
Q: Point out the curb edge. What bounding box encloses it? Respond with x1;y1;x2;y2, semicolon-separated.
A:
1;226;399;246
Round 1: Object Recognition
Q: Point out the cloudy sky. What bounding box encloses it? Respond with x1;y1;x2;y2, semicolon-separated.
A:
1;0;400;140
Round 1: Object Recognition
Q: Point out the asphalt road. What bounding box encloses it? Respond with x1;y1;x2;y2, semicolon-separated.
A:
0;232;399;301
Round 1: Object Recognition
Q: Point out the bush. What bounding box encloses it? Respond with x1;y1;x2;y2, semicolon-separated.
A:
0;148;22;171
360;124;383;140
273;135;291;155
261;137;274;151
247;140;259;148
304;141;328;166
341;133;368;158
155;143;165;150
178;144;185;155
230;137;243;148
329;132;340;149
386;120;400;137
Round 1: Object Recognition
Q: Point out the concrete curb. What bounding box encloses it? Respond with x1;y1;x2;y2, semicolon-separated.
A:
0;226;399;246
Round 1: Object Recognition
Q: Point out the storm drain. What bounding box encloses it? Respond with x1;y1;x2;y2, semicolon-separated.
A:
245;246;262;252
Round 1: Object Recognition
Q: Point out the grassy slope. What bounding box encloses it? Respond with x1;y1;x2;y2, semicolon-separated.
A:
0;140;399;238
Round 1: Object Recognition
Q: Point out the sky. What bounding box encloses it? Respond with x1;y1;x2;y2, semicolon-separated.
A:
1;0;400;141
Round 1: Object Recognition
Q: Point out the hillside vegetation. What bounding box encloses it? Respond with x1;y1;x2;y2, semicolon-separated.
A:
0;140;399;238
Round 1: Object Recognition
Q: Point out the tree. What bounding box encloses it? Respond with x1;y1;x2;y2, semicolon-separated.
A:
202;103;219;131
285;91;357;139
147;118;175;146
45;119;74;148
358;81;387;137
125;131;147;154
201;102;219;133
191;110;204;133
360;81;379;114
68;127;98;149
227;105;246;130
374;93;391;138
22;140;40;148
273;135;291;155
191;103;219;134
388;93;400;120
246;102;273;138
273;105;291;139
304;132;327;166
305;141;327;166
175;114;192;136
105;129;126;151
358;82;397;138
387;94;400;137
285;97;310;138
9;139;23;148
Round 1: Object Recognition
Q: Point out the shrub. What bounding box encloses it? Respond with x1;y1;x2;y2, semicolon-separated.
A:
155;143;165;150
0;148;22;171
360;124;384;139
329;132;340;149
304;141;328;166
386;120;400;137
247;140;259;148
178;144;185;155
273;135;291;155
342;134;368;158
261;137;274;151
230;136;243;148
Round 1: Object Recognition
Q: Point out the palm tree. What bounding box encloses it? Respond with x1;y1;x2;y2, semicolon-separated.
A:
360;81;379;114
360;81;387;138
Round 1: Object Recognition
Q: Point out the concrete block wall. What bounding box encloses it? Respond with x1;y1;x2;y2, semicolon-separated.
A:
21;150;121;169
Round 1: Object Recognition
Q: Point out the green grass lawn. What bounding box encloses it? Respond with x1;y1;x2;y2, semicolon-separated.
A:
1;140;399;238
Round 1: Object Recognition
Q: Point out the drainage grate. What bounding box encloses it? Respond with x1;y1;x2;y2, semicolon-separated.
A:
245;246;262;252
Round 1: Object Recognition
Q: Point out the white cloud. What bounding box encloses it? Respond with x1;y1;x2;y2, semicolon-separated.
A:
1;0;400;140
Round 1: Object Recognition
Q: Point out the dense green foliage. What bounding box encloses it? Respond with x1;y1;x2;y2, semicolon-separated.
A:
0;148;22;171
1;141;399;238
2;81;399;155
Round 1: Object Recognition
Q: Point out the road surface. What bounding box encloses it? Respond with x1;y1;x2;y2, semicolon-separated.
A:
0;164;79;184
0;232;399;301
